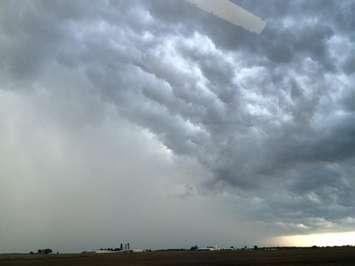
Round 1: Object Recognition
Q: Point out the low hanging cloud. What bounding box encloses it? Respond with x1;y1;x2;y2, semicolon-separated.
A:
1;0;355;251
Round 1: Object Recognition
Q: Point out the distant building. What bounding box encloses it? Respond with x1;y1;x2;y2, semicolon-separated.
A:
94;249;114;254
206;246;219;251
88;241;132;254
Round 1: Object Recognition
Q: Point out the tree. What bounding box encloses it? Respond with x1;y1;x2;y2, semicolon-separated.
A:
44;249;53;255
190;245;199;251
38;249;53;255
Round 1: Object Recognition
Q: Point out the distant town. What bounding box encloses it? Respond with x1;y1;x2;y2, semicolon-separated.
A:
12;243;354;257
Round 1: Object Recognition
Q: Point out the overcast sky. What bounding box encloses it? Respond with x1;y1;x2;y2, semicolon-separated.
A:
1;0;355;252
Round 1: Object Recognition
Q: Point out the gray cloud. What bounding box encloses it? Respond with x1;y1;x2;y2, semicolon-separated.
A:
1;0;355;251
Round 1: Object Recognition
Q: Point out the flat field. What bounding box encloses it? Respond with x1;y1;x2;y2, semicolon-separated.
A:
1;247;355;266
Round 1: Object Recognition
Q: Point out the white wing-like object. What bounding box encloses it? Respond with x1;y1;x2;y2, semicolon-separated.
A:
186;0;265;34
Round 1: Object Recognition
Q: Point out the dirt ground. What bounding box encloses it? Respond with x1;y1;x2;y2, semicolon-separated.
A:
1;247;355;266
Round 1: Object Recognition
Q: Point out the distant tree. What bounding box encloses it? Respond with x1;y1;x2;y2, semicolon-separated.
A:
230;246;234;249
45;249;53;255
38;249;52;255
190;245;199;251
254;245;258;250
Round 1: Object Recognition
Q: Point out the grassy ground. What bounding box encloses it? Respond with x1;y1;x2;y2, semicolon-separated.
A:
1;247;355;266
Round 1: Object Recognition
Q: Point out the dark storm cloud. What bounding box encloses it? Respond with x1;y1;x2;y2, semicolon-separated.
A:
1;0;355;248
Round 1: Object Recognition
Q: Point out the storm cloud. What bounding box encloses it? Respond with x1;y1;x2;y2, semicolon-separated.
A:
1;0;355;252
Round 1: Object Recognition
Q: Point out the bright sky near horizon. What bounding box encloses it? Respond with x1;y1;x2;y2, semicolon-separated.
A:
272;231;355;247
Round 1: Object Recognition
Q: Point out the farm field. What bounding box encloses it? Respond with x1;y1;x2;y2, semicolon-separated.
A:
1;247;355;266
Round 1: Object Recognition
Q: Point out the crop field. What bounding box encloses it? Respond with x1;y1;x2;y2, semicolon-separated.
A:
1;248;355;266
